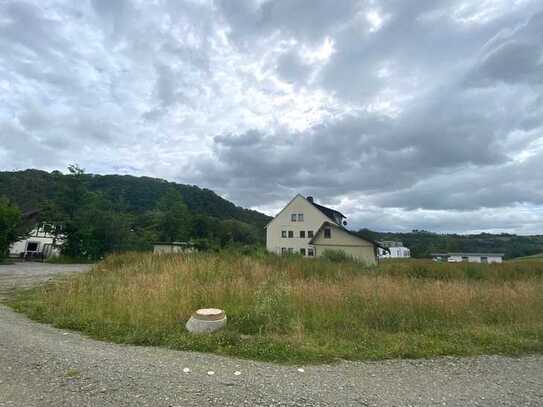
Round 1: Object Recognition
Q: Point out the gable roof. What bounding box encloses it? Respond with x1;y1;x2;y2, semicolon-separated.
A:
264;194;303;228
309;221;388;250
309;201;346;223
264;194;345;228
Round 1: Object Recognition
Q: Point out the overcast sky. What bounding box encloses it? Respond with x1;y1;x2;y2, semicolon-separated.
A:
1;0;542;234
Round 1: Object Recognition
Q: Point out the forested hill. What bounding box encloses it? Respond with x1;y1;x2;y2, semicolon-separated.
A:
357;229;543;260
0;169;270;228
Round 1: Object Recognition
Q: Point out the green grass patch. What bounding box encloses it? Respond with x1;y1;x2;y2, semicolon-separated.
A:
509;253;543;262
8;253;543;363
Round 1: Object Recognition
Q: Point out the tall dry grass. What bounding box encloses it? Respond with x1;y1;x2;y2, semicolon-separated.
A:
10;252;543;362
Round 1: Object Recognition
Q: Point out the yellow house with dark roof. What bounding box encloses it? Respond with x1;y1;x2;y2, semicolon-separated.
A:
265;194;382;265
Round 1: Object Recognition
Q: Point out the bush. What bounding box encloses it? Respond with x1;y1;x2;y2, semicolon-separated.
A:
321;249;352;263
0;198;21;260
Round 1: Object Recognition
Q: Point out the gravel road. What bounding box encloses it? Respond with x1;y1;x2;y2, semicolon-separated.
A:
1;262;542;406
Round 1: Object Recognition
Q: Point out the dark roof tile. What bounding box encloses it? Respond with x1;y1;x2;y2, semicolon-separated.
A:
309;200;346;223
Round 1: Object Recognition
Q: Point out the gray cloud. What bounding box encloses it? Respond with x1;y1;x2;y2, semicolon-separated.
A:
216;0;358;45
276;50;313;84
468;11;543;86
1;0;543;234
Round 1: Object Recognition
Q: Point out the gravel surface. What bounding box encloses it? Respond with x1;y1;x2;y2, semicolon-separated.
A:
0;262;92;300
1;262;542;406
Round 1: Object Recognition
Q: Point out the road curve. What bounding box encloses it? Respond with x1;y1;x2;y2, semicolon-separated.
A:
1;262;542;406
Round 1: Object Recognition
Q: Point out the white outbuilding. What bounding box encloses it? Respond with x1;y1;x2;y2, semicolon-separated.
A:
9;223;63;260
152;241;196;254
378;241;411;259
431;252;504;264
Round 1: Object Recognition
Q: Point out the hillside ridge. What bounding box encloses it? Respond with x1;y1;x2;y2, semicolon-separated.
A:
0;169;271;228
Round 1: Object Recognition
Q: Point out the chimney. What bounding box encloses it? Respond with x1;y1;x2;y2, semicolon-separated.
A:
307;196;314;203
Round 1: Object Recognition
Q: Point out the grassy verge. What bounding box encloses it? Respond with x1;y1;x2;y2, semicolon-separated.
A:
45;255;95;264
9;252;543;363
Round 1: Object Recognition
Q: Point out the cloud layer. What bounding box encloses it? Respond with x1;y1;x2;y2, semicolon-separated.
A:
1;0;542;233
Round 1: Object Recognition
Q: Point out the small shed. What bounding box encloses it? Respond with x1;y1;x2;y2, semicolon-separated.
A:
152;241;196;254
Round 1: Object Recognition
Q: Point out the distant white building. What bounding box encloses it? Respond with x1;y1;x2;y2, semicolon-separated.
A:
378;241;411;259
431;253;504;264
9;223;63;259
152;241;196;254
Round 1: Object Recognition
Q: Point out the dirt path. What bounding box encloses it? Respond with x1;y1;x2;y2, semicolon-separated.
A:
1;262;542;406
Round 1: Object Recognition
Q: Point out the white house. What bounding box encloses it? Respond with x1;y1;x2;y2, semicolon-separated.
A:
378;241;411;259
431;252;504;264
265;195;383;265
9;223;63;259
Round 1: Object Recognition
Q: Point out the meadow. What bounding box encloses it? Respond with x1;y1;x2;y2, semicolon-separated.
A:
9;252;543;363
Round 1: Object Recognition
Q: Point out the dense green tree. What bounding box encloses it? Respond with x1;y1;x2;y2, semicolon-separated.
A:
62;193;125;259
155;189;192;242
0;198;22;259
219;219;262;246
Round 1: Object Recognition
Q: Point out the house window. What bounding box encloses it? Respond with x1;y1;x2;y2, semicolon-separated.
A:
291;213;297;222
324;228;331;239
297;213;304;222
308;248;314;257
26;242;38;252
288;231;294;238
300;248;306;256
299;230;305;238
281;248;287;255
307;230;314;238
288;248;293;254
281;230;287;238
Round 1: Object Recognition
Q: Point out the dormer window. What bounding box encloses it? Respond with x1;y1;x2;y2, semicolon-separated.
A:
291;213;297;222
297;213;304;222
324;227;331;239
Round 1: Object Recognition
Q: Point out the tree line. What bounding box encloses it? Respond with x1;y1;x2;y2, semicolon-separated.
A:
357;228;543;259
2;168;542;261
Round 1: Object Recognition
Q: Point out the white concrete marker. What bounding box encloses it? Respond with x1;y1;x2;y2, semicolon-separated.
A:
234;371;241;376
207;371;215;376
297;368;305;373
182;368;191;373
186;308;227;334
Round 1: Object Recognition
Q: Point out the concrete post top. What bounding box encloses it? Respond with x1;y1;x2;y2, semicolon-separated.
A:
193;308;225;321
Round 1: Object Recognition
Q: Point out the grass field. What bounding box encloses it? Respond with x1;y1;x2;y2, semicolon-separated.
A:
9;252;543;363
509;253;543;262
